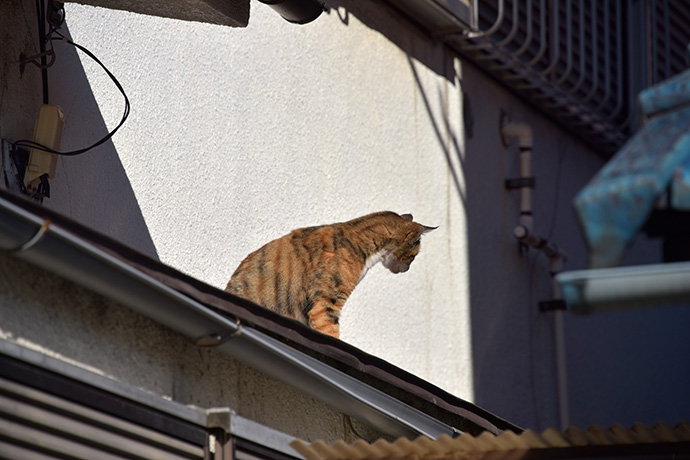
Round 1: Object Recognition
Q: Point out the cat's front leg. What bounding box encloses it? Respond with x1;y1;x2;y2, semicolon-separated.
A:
307;298;341;338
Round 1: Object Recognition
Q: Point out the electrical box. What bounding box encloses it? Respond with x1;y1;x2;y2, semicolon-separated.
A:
24;104;64;194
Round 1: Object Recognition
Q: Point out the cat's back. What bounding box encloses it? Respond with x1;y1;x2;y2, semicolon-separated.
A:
225;224;335;315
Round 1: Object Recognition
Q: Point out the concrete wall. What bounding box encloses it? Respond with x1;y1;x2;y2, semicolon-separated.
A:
460;65;690;430
2;0;690;435
0;251;383;443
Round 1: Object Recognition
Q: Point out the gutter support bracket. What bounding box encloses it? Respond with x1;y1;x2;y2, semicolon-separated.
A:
196;318;243;347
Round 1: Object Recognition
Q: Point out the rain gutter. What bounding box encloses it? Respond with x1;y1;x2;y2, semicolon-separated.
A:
0;194;460;440
556;261;690;314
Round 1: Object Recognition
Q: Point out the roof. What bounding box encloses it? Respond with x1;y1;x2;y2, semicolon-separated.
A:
290;421;690;460
0;188;519;438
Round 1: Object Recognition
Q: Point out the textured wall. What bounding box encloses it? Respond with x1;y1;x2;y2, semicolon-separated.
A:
42;1;474;400
0;251;381;443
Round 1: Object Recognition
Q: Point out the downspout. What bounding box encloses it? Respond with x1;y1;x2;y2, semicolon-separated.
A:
502;117;570;430
549;252;569;431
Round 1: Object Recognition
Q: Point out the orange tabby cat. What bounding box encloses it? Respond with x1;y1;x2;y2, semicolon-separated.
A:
225;211;436;338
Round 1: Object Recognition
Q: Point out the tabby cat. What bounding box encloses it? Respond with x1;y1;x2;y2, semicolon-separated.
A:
225;211;436;338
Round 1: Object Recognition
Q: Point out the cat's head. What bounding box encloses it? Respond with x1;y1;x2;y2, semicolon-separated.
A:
381;213;436;274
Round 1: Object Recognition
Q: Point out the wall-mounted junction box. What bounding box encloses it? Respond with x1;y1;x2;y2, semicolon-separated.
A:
24;104;64;194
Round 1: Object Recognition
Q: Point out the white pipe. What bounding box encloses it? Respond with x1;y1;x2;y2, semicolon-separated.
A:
550;256;570;431
503;119;570;430
553;308;569;430
501;121;534;148
556;261;690;314
502;121;534;232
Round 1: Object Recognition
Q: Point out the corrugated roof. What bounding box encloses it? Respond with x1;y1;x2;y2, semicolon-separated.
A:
290;422;690;460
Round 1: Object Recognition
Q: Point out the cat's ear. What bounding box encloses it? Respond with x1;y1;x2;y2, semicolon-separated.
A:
400;213;413;221
419;224;438;234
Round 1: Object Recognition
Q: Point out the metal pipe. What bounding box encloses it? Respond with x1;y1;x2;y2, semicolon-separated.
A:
602;1;625;121
612;3;638;132
579;0;599;104
0;195;465;440
553;0;573;85
556;261;690;315
472;0;479;31
549;255;569;431
650;0;659;83
542;0;586;110
524;0;549;66
474;3;521;62
503;0;548;80
491;0;533;67
502;121;535;232
513;226;564;260
553;308;569;430
463;0;506;45
561;0;586;93
482;0;521;54
503;119;569;431
592;1;613;113
652;1;671;79
515;0;561;90
538;0;561;77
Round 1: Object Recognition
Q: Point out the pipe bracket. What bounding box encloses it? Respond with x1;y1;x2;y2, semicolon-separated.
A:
539;299;568;312
195;318;243;347
505;177;535;190
6;219;51;253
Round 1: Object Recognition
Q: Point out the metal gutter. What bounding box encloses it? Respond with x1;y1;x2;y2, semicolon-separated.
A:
556;261;690;314
0;195;459;440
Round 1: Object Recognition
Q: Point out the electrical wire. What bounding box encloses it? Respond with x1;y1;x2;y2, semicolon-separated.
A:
14;6;130;157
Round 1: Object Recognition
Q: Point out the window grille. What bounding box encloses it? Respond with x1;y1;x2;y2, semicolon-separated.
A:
423;0;690;155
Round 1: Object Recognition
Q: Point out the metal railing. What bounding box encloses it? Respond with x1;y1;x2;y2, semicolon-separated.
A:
446;0;690;155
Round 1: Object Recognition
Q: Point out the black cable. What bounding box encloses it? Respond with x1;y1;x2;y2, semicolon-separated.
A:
35;0;49;104
14;30;130;156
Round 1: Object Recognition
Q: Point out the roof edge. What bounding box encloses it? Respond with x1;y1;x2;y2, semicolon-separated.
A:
0;190;461;440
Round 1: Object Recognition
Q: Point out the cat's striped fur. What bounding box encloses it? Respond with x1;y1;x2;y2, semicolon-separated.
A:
225;211;435;338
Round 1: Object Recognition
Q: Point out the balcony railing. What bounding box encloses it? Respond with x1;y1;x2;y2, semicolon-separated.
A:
390;0;690;156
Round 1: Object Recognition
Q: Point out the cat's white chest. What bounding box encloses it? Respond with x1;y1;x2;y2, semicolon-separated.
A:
358;250;387;284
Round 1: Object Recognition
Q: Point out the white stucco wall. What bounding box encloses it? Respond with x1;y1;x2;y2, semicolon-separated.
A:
45;2;473;399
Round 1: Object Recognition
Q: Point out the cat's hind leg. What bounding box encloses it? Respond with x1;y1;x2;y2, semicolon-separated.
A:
307;298;341;338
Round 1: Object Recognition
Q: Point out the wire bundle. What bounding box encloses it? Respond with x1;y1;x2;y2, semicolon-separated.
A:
14;0;130;156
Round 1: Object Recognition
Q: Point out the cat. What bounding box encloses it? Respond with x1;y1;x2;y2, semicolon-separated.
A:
225;211;436;338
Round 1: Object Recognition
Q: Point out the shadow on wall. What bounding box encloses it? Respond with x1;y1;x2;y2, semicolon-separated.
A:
322;0;457;83
408;45;566;429
452;60;690;432
38;24;159;259
330;0;563;428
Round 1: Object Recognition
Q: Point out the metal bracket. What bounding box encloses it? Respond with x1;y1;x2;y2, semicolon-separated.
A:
505;177;536;189
5;219;51;254
2;140;26;192
19;49;56;73
539;299;567;312
195;318;243;347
